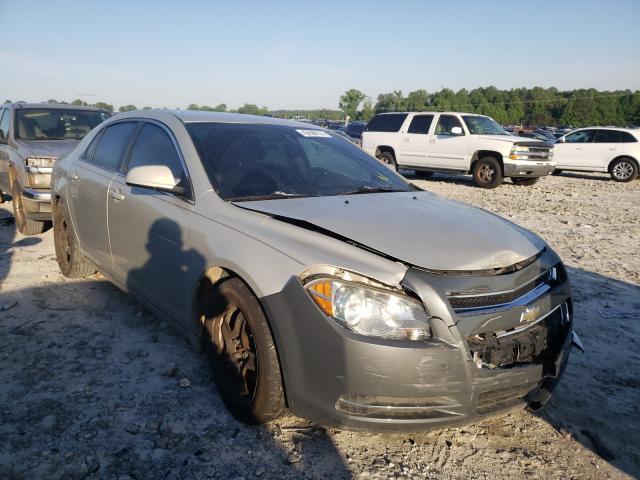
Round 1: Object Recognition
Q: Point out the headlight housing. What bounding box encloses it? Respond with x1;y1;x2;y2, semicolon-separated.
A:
303;271;431;341
509;145;530;160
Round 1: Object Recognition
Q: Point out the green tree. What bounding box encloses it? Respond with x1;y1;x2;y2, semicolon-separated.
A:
118;104;137;112
375;91;405;113
46;99;60;104
339;89;366;119
213;103;227;112
142;106;152;110
359;96;375;121
3;100;11;104
71;99;88;106
237;104;268;115
94;102;114;113
199;105;215;111
187;103;200;110
405;89;430;111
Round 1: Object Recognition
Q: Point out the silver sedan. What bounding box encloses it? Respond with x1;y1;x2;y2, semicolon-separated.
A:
51;110;578;430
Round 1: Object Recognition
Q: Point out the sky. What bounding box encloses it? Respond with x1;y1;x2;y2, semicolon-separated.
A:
1;0;639;110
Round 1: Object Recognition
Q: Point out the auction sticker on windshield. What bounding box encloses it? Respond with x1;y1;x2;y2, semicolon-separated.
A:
296;129;332;138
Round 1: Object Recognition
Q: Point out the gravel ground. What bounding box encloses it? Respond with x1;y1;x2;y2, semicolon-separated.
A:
0;171;638;479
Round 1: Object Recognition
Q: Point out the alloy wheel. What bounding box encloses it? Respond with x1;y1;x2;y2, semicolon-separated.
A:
612;161;633;180
478;164;495;183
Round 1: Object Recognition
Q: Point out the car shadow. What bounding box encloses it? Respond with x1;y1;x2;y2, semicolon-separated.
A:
555;171;614;182
0;204;42;289
534;266;640;476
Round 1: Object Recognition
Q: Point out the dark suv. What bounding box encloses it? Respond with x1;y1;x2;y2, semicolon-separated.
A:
0;103;110;234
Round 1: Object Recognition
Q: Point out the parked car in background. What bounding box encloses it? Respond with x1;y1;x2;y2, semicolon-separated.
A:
362;112;555;188
328;128;361;145
554;127;639;181
51;110;578;430
0;103;110;234
346;121;367;139
519;130;558;143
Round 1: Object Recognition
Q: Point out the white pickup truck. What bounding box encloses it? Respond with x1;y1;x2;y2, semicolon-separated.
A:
362;112;555;188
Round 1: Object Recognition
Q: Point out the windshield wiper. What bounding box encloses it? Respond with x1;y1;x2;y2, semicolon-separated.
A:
334;186;409;196
228;192;312;202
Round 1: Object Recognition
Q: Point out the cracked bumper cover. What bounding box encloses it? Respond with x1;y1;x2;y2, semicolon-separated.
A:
504;161;555;177
22;187;52;219
261;248;573;431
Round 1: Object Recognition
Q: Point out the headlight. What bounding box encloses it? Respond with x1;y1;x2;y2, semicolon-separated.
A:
509;145;531;160
304;275;431;341
26;157;56;168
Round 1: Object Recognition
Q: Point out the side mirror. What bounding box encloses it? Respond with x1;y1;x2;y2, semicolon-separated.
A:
450;126;463;135
557;137;565;143
126;165;180;192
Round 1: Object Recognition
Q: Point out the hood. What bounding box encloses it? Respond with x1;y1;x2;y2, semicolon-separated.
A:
16;139;80;159
236;191;546;272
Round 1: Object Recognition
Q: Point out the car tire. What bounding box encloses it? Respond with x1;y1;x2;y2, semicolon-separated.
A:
53;197;96;278
609;157;638;182
376;151;397;171
11;181;46;235
472;157;503;189
0;188;5;204
511;177;539;186
204;277;286;424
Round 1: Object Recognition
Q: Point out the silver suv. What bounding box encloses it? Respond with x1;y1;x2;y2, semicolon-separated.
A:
51;110;580;430
0;103;110;234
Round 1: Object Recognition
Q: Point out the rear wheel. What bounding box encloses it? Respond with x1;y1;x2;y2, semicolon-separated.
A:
472;157;503;189
11;181;46;235
203;277;285;424
609;157;638;182
53;197;95;278
511;177;539;186
376;151;397;171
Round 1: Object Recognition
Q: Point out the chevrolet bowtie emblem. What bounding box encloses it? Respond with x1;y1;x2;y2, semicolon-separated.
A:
520;305;541;324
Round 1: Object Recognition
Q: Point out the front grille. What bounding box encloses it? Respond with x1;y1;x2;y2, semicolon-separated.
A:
448;269;556;311
467;303;571;370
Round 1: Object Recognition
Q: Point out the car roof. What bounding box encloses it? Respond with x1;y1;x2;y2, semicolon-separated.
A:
113;109;317;128
5;102;107;112
375;111;484;117
572;126;637;133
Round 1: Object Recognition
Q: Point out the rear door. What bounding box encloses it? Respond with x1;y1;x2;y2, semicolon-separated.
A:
554;129;595;170
107;121;196;326
588;129;621;170
67;121;139;271
426;114;469;170
396;114;434;167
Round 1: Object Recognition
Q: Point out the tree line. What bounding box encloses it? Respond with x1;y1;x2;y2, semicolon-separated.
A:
6;86;640;127
339;87;640;127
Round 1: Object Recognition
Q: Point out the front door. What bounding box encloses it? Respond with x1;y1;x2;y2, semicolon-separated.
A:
554;129;595;170
67;121;139;270
107;122;196;327
427;114;469;170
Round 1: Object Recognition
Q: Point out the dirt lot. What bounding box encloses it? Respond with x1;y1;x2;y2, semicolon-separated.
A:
0;171;639;480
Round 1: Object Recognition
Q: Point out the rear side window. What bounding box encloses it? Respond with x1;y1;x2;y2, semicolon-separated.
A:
127;123;189;196
593;130;621;143
92;122;138;170
365;114;408;132
407;115;434;134
620;131;638;143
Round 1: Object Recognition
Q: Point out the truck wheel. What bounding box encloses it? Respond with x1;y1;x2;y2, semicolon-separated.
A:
0;188;5;204
609;157;638;182
203;277;286;424
472;157;503;189
511;177;539;186
376;151;397;171
11;181;46;235
53;197;96;278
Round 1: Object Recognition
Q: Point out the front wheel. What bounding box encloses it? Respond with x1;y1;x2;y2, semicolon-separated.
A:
472;157;503;189
609;158;638;182
11;181;46;235
53;197;96;278
203;277;286;424
376;151;397;171
511;177;539;186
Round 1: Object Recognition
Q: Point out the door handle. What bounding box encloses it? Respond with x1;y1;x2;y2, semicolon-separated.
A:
70;171;79;181
402;136;410;142
609;147;617;150
575;147;584;150
429;138;436;144
109;188;125;201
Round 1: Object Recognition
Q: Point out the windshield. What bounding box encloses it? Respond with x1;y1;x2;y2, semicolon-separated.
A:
187;123;413;201
462;115;509;135
16;109;110;140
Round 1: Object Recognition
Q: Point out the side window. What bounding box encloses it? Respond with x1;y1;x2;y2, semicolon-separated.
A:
0;109;10;142
127;123;189;195
565;130;594;143
435;115;464;135
365;114;408;132
620;131;638;143
407;115;434;134
593;130;621;143
92;122;138;170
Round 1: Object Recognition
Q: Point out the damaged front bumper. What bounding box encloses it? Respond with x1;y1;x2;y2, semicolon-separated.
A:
262;248;576;431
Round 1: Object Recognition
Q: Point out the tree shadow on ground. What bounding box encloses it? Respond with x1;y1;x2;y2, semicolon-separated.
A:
535;266;640;477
